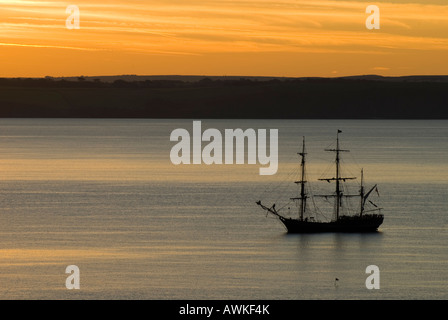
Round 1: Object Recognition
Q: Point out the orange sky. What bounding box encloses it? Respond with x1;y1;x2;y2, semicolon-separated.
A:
1;0;448;77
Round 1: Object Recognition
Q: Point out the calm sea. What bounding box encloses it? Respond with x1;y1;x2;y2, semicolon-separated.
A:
0;119;446;300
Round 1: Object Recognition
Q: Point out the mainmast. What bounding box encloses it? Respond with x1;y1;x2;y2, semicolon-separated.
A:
360;169;365;217
318;130;356;220
291;136;307;221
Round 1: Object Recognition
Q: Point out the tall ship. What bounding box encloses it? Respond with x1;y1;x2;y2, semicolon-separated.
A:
256;130;384;233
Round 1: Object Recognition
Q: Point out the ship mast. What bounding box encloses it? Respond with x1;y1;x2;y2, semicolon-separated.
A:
291;136;307;221
318;130;356;220
335;131;342;219
360;169;365;217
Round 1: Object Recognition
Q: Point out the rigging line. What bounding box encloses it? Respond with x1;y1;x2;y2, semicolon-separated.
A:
324;138;336;150
345;153;365;189
343;184;353;215
319;160;336;180
347;149;363;172
264;165;300;207
257;164;298;200
311;193;328;220
303;170;323;218
339;157;359;184
313;155;331;162
302;181;327;221
277;200;294;213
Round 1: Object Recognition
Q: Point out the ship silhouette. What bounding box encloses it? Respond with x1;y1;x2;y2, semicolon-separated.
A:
257;130;384;233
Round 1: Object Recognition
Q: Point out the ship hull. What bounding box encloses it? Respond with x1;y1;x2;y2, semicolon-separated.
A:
279;214;384;233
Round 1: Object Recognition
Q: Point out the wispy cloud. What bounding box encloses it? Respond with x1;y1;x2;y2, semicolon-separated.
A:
0;41;102;51
1;0;448;76
372;66;390;71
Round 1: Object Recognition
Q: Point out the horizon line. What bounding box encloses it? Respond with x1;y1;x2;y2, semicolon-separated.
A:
3;74;448;80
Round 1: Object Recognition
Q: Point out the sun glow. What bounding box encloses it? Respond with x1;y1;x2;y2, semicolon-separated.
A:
1;0;448;76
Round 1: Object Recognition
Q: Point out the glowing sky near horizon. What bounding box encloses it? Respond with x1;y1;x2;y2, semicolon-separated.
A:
1;0;448;77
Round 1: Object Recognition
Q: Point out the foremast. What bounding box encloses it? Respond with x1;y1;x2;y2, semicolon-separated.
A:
256;136;309;222
291;136;307;221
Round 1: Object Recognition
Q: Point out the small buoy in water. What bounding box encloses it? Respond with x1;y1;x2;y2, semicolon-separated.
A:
334;278;339;287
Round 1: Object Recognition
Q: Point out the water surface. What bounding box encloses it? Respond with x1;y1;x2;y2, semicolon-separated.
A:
0;119;446;299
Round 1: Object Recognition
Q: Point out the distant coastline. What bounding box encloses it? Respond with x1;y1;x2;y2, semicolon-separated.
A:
1;75;448;119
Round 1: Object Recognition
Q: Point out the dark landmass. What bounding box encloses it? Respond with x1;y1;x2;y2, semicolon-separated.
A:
1;75;448;119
